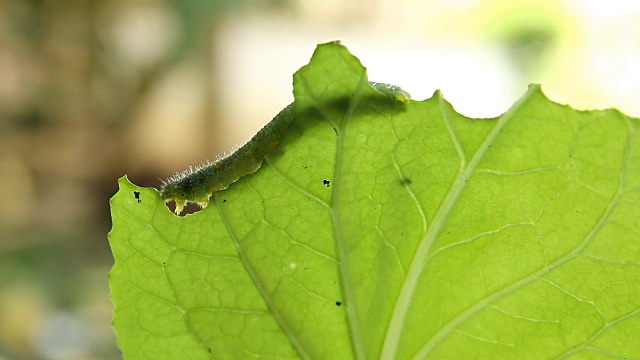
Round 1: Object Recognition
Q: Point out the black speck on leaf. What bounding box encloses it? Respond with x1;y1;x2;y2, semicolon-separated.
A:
133;191;141;203
323;180;330;187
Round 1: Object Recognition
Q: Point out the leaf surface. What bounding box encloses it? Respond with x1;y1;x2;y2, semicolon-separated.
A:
108;42;640;359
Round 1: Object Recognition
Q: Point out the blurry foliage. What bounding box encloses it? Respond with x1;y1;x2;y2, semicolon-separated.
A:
500;21;558;76
477;1;569;79
0;0;288;358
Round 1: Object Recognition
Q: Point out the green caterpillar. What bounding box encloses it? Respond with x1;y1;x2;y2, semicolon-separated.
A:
159;82;410;215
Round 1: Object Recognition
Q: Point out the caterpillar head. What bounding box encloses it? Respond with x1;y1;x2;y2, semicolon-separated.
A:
370;82;411;103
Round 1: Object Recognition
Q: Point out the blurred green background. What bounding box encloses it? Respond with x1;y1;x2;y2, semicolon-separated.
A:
1;0;638;359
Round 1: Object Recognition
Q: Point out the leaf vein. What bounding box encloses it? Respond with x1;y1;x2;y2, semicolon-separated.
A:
382;85;540;360
214;195;311;360
412;107;635;358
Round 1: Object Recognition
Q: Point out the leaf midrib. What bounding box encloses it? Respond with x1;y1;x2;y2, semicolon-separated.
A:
380;86;539;359
329;74;371;360
297;63;370;359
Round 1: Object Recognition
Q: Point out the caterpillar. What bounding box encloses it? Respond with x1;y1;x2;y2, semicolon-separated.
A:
159;81;410;215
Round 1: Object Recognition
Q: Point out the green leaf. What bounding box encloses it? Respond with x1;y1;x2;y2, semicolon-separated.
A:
108;41;640;359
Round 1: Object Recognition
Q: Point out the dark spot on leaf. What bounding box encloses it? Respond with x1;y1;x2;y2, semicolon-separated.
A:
400;178;412;185
323;180;330;187
335;301;342;306
133;191;141;203
333;127;338;136
223;199;227;203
